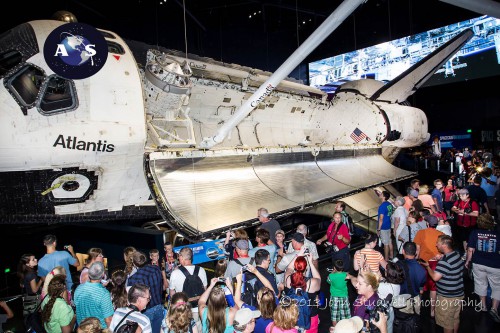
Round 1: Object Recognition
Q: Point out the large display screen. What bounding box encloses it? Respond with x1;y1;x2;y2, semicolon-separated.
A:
309;15;500;94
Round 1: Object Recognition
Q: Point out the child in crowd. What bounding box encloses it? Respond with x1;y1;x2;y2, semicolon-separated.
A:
163;292;198;333
150;248;160;266
327;259;350;330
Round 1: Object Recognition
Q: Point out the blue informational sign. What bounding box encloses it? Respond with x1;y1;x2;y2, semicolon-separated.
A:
173;239;226;265
428;130;472;151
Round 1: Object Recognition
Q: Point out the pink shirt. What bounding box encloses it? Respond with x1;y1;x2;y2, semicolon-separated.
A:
265;322;298;333
326;222;350;250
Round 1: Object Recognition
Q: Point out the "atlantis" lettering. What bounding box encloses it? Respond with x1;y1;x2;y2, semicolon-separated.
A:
53;135;115;152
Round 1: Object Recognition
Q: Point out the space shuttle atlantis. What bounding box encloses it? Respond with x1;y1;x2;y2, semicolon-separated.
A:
0;0;473;240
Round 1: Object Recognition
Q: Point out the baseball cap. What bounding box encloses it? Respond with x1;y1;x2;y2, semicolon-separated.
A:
424;215;438;227
334;316;363;333
235;239;249;250
275;229;285;237
409;189;419;198
234;308;261;327
291;232;305;243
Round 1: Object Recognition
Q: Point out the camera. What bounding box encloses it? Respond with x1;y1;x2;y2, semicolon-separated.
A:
464;207;472;214
304;248;310;254
366;294;392;324
64;245;70;250
417;258;427;265
241;265;249;272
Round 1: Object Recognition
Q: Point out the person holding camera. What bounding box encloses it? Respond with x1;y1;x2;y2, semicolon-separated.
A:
38;234;79;292
347;271;381;331
316;212;351;272
451;188;479;257
198;277;238;333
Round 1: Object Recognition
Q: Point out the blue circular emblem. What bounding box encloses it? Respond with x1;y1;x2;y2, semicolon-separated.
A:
44;22;108;79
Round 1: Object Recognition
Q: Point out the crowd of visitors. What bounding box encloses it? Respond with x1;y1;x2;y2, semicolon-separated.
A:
7;155;500;333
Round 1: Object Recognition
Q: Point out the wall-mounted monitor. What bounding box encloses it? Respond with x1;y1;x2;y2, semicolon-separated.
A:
309;15;500;94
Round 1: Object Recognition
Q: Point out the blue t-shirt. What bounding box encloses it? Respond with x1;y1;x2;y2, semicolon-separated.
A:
38;251;77;290
468;229;500;268
481;175;497;197
431;188;443;211
398;259;426;297
378;201;393;230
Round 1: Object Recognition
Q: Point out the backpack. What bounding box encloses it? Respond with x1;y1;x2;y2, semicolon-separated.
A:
114;309;139;333
25;295;47;333
233;258;258;307
115;320;139;333
179;266;205;307
393;311;420;333
282;287;311;329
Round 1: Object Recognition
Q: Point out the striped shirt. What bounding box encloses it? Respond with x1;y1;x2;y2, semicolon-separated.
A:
74;282;115;328
435;251;464;297
109;307;152;333
354;248;384;275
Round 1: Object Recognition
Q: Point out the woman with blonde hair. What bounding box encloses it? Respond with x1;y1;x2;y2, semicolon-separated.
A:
163;292;198;333
265;303;299;333
41;266;67;300
198;278;237;333
80;248;106;284
418;185;437;213
41;274;76;333
77;317;102;333
348;271;380;323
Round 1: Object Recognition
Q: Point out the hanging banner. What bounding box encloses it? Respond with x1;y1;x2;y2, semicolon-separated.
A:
173;239;226;265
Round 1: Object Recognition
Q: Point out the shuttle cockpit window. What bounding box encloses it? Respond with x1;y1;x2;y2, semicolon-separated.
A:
6;64;45;107
107;41;125;55
0;50;22;77
38;75;78;115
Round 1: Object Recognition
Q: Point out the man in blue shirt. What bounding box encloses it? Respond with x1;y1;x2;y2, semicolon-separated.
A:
37;234;79;291
377;191;394;260
399;242;426;297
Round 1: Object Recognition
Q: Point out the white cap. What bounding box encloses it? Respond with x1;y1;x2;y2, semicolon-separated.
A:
234;308;261;327
334;316;364;333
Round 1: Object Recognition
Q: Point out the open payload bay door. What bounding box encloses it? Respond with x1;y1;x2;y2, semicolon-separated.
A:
145;147;415;240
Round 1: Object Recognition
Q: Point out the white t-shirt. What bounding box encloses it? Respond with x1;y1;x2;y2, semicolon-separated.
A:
378;282;400;300
436;225;452;236
169;265;208;312
392;206;408;233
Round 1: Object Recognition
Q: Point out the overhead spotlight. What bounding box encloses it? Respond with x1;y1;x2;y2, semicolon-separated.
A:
254;12;257;15
303;21;306;24
249;15;252;19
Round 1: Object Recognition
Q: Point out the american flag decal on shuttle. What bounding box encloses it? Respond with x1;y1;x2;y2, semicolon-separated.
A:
350;127;369;143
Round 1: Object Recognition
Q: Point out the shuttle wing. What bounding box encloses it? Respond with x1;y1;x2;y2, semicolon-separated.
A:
370;29;474;103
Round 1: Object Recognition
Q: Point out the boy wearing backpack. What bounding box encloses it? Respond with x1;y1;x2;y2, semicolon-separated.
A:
169;247;208;332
